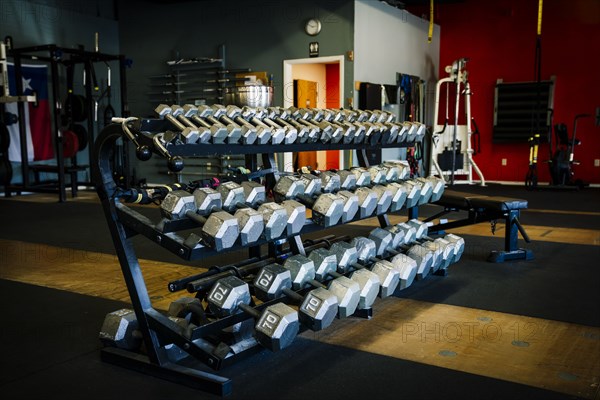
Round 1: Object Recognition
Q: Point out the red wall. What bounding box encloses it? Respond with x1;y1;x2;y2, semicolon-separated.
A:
326;64;341;168
412;0;600;183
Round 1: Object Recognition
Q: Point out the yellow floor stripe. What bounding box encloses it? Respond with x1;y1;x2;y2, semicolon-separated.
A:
312;297;600;399
526;208;600;217
0;239;203;311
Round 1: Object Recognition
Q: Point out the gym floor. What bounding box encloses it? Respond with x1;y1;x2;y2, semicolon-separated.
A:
0;184;599;399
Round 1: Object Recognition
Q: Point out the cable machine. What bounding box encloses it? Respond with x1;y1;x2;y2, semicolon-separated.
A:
430;58;485;186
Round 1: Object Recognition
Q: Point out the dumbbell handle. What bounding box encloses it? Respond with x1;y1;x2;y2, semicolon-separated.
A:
186;235;350;293
162;112;187;131
238;303;261;319
174;113;198;129
190;115;214;130
282;287;304;303
168;256;261;292
185;210;210;226
220;114;243;129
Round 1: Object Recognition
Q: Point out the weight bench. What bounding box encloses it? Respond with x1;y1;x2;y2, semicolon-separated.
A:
415;189;533;263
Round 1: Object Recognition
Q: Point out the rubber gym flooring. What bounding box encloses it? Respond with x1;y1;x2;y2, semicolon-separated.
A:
0;184;599;399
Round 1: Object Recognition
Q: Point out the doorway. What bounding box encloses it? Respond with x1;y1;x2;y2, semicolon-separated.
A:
282;55;345;172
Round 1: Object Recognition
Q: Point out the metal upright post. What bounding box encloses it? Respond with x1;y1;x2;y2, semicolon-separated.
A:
50;54;66;202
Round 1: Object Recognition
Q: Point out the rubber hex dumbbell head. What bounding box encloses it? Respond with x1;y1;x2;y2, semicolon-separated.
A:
308;248;338;281
379;164;400;183
435;237;457;269
406;244;434;279
401;180;421;209
202;211;240;250
368;228;393;257
371;185;393;215
426;176;445;202
207;276;251;317
256;302;300;351
193;188;222;215
330;241;359;274
405;179;424;207
283;255;316;290
327;275;361;318
420;240;444;272
350;167;371;186
99;309;141;350
337;170;357;190
384;224;406;248
320;171;341;193
390;253;418;290
155;104;172;118
415;177;433;205
445;233;465;262
337;190;359;223
257;203;287;240
350;269;380;309
281;200;306;235
298;287;339;331
161;190;196;219
234;208;264;245
371;260;400;297
395;222;417;245
274;175;305;200
368;166;386;185
217;181;246;212
253;264;293;301
386;182;408;212
350;236;377;263
241;181;266;207
406;219;429;240
299;173;322;197
354;187;378;219
311;193;344;227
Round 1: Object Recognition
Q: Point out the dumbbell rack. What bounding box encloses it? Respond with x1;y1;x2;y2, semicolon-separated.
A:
93;119;422;396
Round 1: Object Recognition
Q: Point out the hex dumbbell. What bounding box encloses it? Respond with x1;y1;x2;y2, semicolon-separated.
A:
160;190;239;250
241;107;285;144
253;261;338;331
217;180;306;238
273;175;344;227
298;171;359;223
206;276;299;351
154;104;205;144
225;105;271;144
211;104;257;144
178;104;229;144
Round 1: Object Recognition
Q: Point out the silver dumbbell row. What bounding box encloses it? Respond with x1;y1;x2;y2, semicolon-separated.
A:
152;104;427;146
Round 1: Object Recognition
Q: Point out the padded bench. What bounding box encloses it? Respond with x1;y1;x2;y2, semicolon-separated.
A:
413;190;533;263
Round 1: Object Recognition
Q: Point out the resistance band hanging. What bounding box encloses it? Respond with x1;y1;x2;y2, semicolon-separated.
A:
525;0;544;189
428;0;434;43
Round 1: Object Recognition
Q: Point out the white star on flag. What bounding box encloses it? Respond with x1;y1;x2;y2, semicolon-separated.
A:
22;77;33;92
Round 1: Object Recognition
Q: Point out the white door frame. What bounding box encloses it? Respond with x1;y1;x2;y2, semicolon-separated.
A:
282;55;345;172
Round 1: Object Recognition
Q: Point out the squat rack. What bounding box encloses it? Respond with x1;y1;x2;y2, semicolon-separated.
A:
4;43;129;202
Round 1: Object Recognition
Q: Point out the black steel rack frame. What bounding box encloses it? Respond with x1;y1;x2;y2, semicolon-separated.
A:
93;120;420;396
5;44;129;202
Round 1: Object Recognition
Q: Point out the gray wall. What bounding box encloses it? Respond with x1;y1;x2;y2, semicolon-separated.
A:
1;0;120;183
119;0;354;115
118;0;355;182
354;0;440;163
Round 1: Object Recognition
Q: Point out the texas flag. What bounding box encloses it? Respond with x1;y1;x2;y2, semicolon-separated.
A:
5;63;53;162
